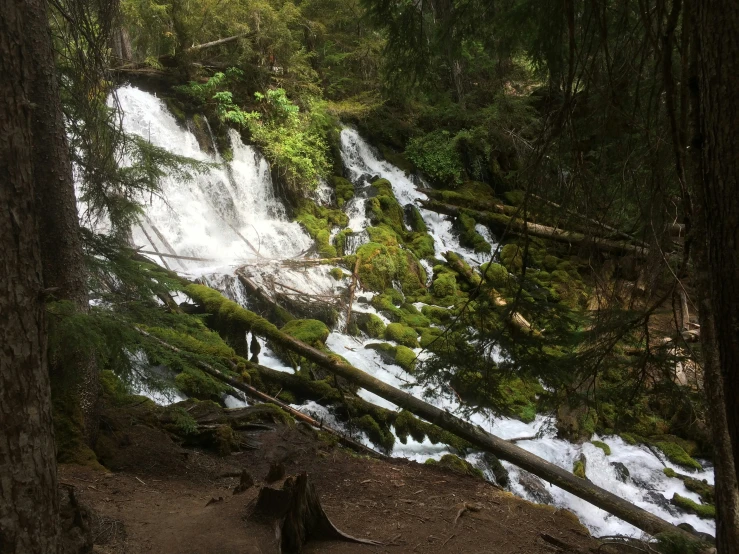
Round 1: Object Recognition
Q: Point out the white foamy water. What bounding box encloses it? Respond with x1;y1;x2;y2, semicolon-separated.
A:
115;88;715;539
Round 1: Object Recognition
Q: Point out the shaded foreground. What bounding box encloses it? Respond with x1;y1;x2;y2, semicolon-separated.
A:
71;397;607;554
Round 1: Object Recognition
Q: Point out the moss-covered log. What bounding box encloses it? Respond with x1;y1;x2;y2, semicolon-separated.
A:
421;200;650;258
183;284;692;540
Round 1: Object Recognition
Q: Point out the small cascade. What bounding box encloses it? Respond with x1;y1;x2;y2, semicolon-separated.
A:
112;87;716;540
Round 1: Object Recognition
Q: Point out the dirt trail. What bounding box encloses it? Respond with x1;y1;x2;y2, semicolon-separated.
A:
62;405;606;554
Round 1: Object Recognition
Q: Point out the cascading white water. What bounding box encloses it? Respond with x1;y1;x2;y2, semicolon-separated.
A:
115;86;715;539
116;85;312;275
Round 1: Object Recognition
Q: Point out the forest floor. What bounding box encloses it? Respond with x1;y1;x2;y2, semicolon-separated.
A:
61;397;609;554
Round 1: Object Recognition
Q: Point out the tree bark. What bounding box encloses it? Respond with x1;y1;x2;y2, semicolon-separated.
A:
23;0;99;446
691;1;739;551
0;0;59;549
419;199;651;258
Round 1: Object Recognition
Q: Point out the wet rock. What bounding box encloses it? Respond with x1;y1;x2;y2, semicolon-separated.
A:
482;453;509;488
518;471;554;504
678;523;716;544
610;462;630;482
644;491;680;516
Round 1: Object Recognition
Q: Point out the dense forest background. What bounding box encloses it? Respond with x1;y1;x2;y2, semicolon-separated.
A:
1;0;738;552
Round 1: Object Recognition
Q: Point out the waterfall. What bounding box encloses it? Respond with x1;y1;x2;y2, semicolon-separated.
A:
114;86;715;539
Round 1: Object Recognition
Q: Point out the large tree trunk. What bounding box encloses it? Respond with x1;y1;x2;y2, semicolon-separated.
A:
691;2;739;549
24;0;100;447
0;0;59;549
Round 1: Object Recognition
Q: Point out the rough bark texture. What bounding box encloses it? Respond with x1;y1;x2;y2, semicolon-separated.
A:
23;0;99;445
692;1;739;551
0;0;59;549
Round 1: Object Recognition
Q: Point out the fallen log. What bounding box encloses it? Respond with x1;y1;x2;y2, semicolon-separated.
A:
420;200;651;258
186;32;253;53
182;284;693;540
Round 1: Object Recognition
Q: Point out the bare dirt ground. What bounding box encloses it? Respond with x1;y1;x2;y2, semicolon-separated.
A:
62;401;605;554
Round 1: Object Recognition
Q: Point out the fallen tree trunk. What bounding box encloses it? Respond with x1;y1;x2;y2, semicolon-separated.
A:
182;284;693;540
186;32;253;53
133;325;384;459
421;199;651;258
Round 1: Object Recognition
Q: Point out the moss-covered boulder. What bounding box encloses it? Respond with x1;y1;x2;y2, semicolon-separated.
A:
331;175;354;207
425;454;483;479
280;319;330;346
655;441;702;470
432;273;457;297
354;312;387;338
500;243;524;272
573;454;587;479
671;493;715;519
295;200;349;258
385;322;419;347
454;212;491;254
591;440;611;456
355;242;426;295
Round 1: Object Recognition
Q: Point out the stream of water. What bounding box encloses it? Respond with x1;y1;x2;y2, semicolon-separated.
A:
114;85;716;539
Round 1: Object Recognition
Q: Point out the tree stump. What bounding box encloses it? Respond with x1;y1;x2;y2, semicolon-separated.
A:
252;472;380;553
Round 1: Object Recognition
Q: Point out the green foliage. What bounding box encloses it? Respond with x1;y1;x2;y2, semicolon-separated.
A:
406;131;464;185
654;533;705;554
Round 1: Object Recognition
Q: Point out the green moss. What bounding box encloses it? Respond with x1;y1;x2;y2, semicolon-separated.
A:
432;273;457;297
355;312;387;338
619;432;646;445
295;199;349;257
500;243;524;272
394;410;427;444
277;390;297;404
663;469;715;504
53;391;105;470
281;319;330;346
425;454;483;479
573;455;587;479
355;242;426;295
406;205;427;233
394;345;417;372
503;190;525;206
99;370;129;405
419;327;443;348
370;178;394;196
367;225;400;246
331;175;354;207
409;233;435;260
353;414;395;451
422;305;453;324
175;367;227;400
498;377;543;423
455;212;491;254
591;440;611;456
385;322;419;347
480;262;509;288
329;267;346;281
655;442;702;470
334;228;353;256
654;532;705;554
671;494;716;519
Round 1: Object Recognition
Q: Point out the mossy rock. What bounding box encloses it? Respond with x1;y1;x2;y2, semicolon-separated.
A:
421;305;453;324
419;327;443;349
663;468;715;504
591;440;611;456
331;175;354;207
394;345;417;372
432;273;457;297
353;414;395;451
409;233;435;260
480;262;509;289
280;319;330;346
425;454;483;479
573;454;587;479
671;493;716;519
393;410;427;444
385;323;419;347
500;243;524;272
405;205;427;233
354;312;386;338
329;267;347;281
655;441;702;470
454;212;491;254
